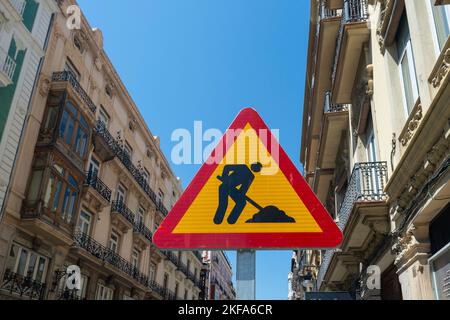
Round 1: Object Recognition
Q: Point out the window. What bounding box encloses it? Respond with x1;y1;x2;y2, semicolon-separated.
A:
136;206;145;225
105;84;113;98
124;142;133;161
153;221;159;233
149;263;157;282
98;106;110;128
88;157;100;177
131;248;140;270
78;210;92;235
175;282;180;299
163;273;169;289
143;168;150;186
109;230;120;253
116;184;126;204
184;289;188;300
64;59;80;80
96;283;114;300
187;259;191;273
396;13;419;115
59;101;89;158
157;189;165;205
431;1;450;50
42;163;79;224
5;244;48;283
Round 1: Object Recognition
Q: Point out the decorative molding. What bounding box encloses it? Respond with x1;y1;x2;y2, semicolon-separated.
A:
38;75;51;96
430;46;450;89
376;0;395;54
399;101;423;147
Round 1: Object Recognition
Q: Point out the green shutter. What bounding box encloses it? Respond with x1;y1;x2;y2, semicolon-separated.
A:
22;0;39;32
0;39;26;140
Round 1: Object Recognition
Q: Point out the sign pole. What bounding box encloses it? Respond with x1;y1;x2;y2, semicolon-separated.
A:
236;249;256;300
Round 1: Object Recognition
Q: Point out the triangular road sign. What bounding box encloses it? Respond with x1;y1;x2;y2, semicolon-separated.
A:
154;108;342;249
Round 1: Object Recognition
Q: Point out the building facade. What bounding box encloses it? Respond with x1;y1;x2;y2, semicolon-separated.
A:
202;251;235;300
291;0;450;300
0;0;205;300
0;0;58;221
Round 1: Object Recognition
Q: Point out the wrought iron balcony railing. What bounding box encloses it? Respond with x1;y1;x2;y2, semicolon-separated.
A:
0;48;16;83
1;270;46;300
161;251;202;288
332;0;369;84
52;71;97;114
73;232;171;297
93;120;170;216
320;0;343;20
133;220;153;242
324;91;349;113
84;171;112;203
316;161;388;289
111;201;135;226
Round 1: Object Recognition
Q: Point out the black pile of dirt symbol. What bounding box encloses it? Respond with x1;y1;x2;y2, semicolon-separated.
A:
246;206;296;223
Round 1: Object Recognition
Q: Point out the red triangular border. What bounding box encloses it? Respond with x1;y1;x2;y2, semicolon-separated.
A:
153;108;343;249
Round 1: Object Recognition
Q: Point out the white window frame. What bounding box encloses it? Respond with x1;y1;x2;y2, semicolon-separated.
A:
149;263;157;282
88;157;100;176
428;0;450;55
96;283;114;300
109;230;120;253
116;184;126;203
136;206;145;225
78;210;93;236
398;39;419;116
8;244;49;283
98;106;110;128
131;248;140;270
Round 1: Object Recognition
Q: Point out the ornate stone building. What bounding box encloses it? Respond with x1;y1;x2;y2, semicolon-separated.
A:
202;251;235;300
291;0;450;300
0;0;205;300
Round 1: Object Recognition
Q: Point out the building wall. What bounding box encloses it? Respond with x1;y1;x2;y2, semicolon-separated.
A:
294;0;450;301
204;251;235;300
0;0;204;300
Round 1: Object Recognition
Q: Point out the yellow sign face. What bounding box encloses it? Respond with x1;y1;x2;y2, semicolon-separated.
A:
173;124;322;234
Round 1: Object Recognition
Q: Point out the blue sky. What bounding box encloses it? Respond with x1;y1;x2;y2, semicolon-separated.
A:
78;0;309;300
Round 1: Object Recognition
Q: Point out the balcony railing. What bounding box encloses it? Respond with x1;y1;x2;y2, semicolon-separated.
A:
133;220;153;242
111;201;135;225
73;232;174;297
10;0;26;16
84;171;112;203
162;251;202;288
1;270;46;300
0;48;16;83
316;161;388;289
324;91;349;113
320;0;343;20
93;121;170;216
52;71;97;114
332;0;369;84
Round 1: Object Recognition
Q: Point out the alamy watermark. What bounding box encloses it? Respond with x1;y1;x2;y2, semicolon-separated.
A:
66;5;81;30
170;121;281;175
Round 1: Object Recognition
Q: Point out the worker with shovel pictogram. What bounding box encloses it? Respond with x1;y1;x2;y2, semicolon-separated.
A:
214;163;296;225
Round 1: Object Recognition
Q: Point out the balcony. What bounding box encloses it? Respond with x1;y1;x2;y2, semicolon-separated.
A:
133;221;152;250
317;162;389;291
332;0;370;103
51;71;97;115
1;270;46;300
111;201;135;232
72;232;169;297
82;171;112;210
313;91;350;202
92;120;170;216
162;251;202;288
0;47;16;87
